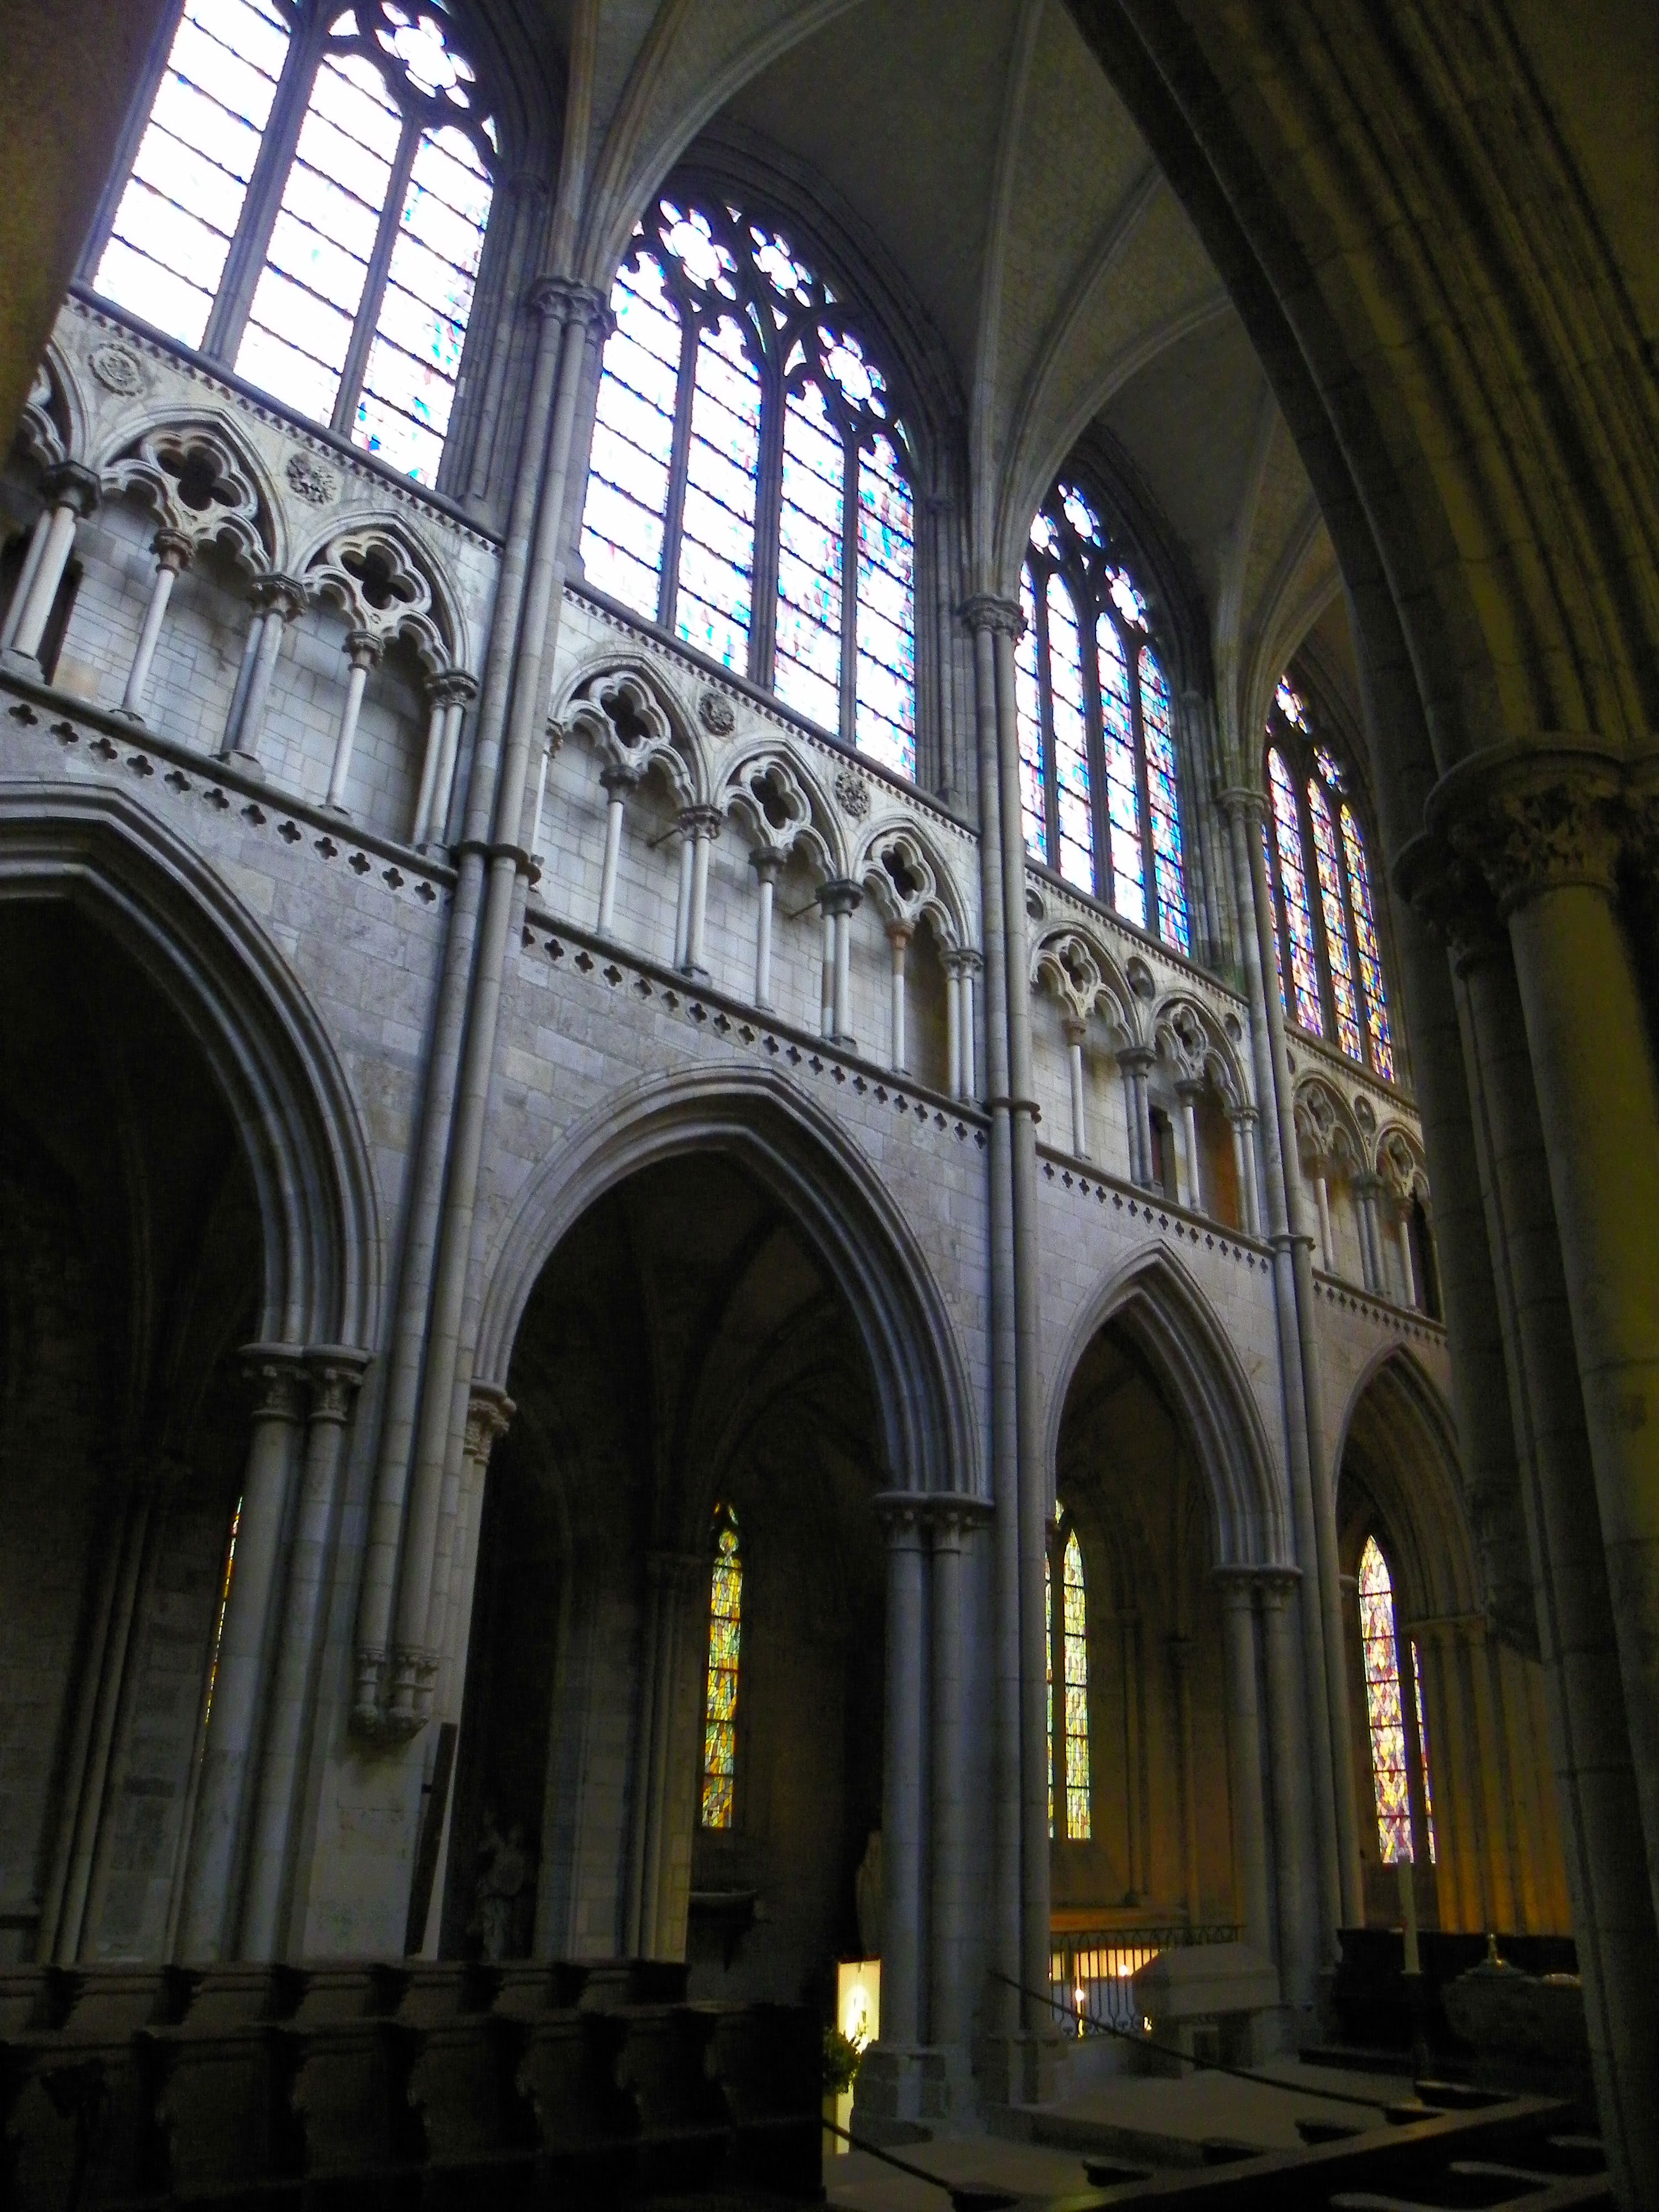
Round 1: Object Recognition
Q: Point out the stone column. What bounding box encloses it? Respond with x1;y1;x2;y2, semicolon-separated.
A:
595;765;636;933
325;628;382;812
1353;1173;1387;1296
1310;1161;1335;1273
116;526;191;721
1118;1045;1154;1186
1214;1572;1272;1957
3;461;97;665
748;846;783;1005
627;1548;702;1959
1170;1634;1202;1917
887;920;912;1073
1063;1015;1089;1158
1230;1109;1261;1238
1176;1079;1204;1214
0;500;54;653
929;1497;989;2083
411;669;474;847
1394;1198;1418;1309
820;877;862;1046
178;1347;306;1959
875;1493;927;2048
239;1349;367;1959
1259;1568;1319;2015
1437;745;1659;1929
945;950;963;1095
222;575;305;770
943;948;980;1100
679;805;721;977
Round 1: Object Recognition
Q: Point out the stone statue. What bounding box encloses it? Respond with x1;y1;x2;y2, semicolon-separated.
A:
472;1811;531;1961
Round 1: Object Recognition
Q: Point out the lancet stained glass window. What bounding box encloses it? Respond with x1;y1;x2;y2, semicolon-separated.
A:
579;196;917;778
91;1;497;487
1018;481;1190;951
700;1503;743;1829
1410;1638;1437;1865
1359;1535;1412;1864
1264;679;1395;1079
1061;1527;1091;1839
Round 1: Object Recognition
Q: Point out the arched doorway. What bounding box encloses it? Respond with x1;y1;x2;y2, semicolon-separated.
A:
447;1150;891;2012
0;901;261;1963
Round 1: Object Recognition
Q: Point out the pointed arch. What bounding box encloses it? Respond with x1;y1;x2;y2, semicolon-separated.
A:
1333;1344;1479;1626
1044;1244;1287;1567
0;781;380;1348
552;648;714;805
472;1065;979;1501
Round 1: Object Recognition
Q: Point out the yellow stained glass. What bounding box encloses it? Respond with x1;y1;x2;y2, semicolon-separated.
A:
1062;1529;1090;1839
1045;1550;1054;1837
700;1505;742;1828
1359;1535;1411;1864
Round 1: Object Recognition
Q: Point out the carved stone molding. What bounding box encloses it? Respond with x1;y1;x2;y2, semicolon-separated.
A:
241;1342;308;1425
285;449;339;507
1394;830;1505;971
88;341;148;397
957;592;1023;639
697;686;735;735
833;764;870;818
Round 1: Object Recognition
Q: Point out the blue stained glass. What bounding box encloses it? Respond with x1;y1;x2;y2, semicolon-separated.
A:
581;253;680;617
1097;619;1145;928
775;382;843;732
1059;481;1103;546
1138;647;1190;953
675;320;759;669
1269;747;1324;1036
1263;820;1288;1015
1046;573;1095;894
1015;567;1048;863
1342;805;1396;1080
1276;676;1309;730
856;436;915;778
1310;779;1364;1060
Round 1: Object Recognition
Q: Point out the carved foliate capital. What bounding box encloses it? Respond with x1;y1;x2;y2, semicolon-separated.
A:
250;571;308;622
43;460;101;517
872;1489;927;1546
153;527;195;571
1428;744;1624;917
425;665;477;710
528;275;608;331
306;1345;369;1425
241;1342;307;1425
818;875;863;917
463;1385;514;1464
1394;830;1504;971
1216;785;1267;831
957;592;1024;640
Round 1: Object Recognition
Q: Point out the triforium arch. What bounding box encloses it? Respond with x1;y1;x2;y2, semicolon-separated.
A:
1334;1345;1570;1942
474;1065;979;1500
0;781;379;1348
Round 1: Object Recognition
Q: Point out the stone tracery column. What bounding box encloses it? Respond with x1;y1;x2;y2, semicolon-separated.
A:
0;500;54;654
1118;1044;1155;1186
222;573;305;770
411;668;476;847
1176;1078;1204;1213
820;876;862;1046
116;527;192;721
3;461;98;665
874;1493;926;2048
748;846;783;1006
678;804;722;977
887;919;913;1073
1063;1014;1089;1158
325;628;382;812
1214;1571;1272;1957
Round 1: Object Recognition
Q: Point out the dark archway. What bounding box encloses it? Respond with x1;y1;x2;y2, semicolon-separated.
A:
447;1151;888;2015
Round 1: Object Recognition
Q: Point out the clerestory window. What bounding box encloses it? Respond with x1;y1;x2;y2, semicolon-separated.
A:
578;196;917;780
700;1502;743;1830
1014;482;1190;953
90;0;497;486
1045;1512;1091;1840
1263;678;1395;1081
1357;1533;1435;1867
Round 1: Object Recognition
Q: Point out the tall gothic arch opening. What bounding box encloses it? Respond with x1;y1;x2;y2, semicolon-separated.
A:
447;1150;890;2009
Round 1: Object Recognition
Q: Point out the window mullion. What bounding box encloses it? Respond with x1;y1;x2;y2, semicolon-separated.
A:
1081;583;1113;909
331;108;420;440
201;15;322;364
1332;798;1374;1073
657;307;698;630
1301;770;1340;1044
748;344;786;690
838;436;859;750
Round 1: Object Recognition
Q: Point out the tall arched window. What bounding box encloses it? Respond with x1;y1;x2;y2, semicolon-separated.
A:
1358;1534;1434;1866
91;0;497;485
1046;1512;1091;1840
1014;482;1190;952
579;197;917;780
700;1502;743;1830
1264;679;1395;1080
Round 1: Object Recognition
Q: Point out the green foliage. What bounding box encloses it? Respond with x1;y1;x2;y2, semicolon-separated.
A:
822;2023;864;2096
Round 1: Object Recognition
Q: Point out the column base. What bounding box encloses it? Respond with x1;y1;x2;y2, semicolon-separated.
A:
972;2027;1073;2109
851;2043;950;2141
222;747;266;779
1;645;43;676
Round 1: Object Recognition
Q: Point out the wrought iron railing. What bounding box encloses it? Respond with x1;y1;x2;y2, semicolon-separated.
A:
1049;1922;1241;2036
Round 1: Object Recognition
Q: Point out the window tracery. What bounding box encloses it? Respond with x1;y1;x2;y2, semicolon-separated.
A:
1264;679;1395;1079
1046;1512;1091;1840
92;0;496;486
1014;481;1190;952
700;1501;743;1830
579;196;917;780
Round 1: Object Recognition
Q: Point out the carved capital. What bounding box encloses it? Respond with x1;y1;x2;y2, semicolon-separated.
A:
942;945;983;979
819;875;863;917
748;843;785;883
250;571;308;623
1429;743;1624;916
528;275;607;330
463;1384;514;1464
241;1342;307;1425
872;1489;928;1546
305;1345;369;1425
153;527;195;572
345;627;384;670
677;803;724;841
1394;830;1504;971
43;460;101;517
425;665;477;710
1216;784;1267;830
957;592;1024;640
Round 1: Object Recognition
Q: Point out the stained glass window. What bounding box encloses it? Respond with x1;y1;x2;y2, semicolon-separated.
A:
1139;648;1190;955
200;1493;243;1740
1062;1527;1091;1840
1015;567;1048;864
1342;805;1396;1081
1269;745;1324;1036
1046;574;1094;893
578;195;917;777
1019;479;1188;950
1265;677;1395;1078
1045;1549;1055;1838
1359;1535;1411;1865
700;1503;743;1829
1308;780;1363;1060
92;2;497;487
